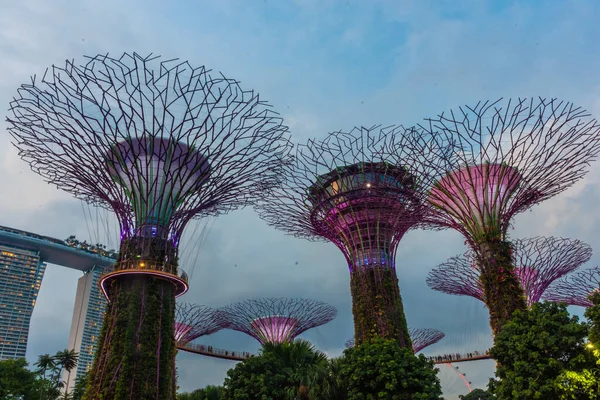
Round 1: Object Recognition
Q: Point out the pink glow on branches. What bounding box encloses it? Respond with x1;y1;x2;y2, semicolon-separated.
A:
428;164;520;239
399;98;600;244
220;298;337;345
250;316;299;344
174;303;223;347
345;327;445;353
543;266;600;307
428;237;592;307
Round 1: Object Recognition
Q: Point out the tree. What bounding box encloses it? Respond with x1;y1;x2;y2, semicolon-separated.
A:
223;340;328;399
459;388;495;399
586;292;600;346
338;337;442;400
310;357;347;400
35;354;56;380
178;385;224;400
489;302;595;399
0;358;38;399
71;373;89;400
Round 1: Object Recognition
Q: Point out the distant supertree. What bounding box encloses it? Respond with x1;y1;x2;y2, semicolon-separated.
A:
398;98;600;335
219;298;337;345
175;303;223;347
7;52;291;399
543;267;600;307
427;237;592;307
255;126;447;347
345;328;445;353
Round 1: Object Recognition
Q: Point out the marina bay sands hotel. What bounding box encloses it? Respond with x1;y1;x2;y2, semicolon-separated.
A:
0;225;116;391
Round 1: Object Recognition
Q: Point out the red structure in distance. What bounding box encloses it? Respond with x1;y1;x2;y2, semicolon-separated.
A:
219;298;337;345
543;266;600;307
427;237;592;307
345;328;445;353
174;303;223;347
399;98;600;335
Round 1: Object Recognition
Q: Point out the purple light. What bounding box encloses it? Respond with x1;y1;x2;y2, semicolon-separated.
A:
250;316;299;345
106;137;210;236
345;327;445;353
174;322;193;343
543;266;600;307
429;163;521;237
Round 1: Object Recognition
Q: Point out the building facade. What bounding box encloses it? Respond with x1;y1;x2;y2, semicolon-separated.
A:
0;244;46;360
63;265;107;392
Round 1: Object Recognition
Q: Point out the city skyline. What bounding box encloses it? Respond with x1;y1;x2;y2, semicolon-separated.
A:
2;0;600;398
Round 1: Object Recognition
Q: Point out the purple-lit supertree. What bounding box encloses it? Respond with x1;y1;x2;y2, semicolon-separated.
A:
543;267;600;307
174;303;223;347
397;98;600;335
427;237;592;307
255;126;445;347
345;328;445;353
219;298;337;345
6;52;291;399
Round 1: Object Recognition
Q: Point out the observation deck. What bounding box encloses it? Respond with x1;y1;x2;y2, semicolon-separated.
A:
0;225;116;271
99;259;189;302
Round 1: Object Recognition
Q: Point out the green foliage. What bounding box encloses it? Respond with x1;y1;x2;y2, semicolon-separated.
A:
459;388;495;399
85;276;177;400
223;339;328;400
177;385;224;400
0;358;38;399
349;267;412;348
338;337;442;400
555;369;600;399
476;239;527;336
310;357;348;400
71;372;89;400
489;302;595;399
586;291;600;346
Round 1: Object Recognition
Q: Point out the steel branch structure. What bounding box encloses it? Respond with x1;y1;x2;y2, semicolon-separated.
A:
427;237;592;307
399;98;600;335
219;298;337;345
345;328;445;353
174;303;223;347
543;266;600;307
7;52;291;399
255;126;446;347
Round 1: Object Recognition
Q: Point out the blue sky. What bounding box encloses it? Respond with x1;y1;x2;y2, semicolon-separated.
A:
2;0;600;398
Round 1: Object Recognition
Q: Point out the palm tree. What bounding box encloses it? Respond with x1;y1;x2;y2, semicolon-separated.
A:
262;339;328;400
54;349;78;374
35;354;56;380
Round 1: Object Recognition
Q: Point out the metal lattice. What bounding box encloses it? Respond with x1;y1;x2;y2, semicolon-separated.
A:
345;327;445;353
543;266;600;307
219;298;337;345
174;303;223;347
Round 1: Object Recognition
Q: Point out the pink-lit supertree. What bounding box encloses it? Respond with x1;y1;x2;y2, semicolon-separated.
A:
6;52;291;399
255;126;447;347
174;303;223;347
397;98;600;335
427;237;592;307
543;267;600;307
219;298;337;345
345;328;445;353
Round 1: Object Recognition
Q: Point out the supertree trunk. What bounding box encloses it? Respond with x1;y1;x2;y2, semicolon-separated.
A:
85;276;176;400
350;267;412;349
477;239;526;335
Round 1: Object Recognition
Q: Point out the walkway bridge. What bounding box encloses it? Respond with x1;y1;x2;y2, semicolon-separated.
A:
178;342;491;365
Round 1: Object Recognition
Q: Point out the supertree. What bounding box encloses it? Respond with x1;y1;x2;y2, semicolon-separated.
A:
7;52;291;399
398;98;600;335
219;298;337;345
174;303;223;347
543;267;600;307
427;237;592;307
255;126;446;347
345;328;445;353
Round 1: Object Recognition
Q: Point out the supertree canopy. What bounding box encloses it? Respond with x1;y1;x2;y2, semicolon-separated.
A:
7;52;290;399
255;126;445;347
400;98;600;335
543;266;600;307
219;298;337;345
174;303;223;347
427;237;592;307
345;328;445;353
